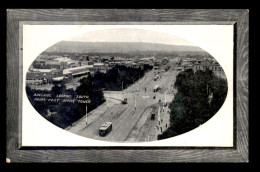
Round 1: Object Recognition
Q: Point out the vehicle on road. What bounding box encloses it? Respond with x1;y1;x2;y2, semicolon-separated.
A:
151;113;155;120
121;98;127;104
99;122;112;136
165;65;170;71
153;85;160;92
154;75;159;81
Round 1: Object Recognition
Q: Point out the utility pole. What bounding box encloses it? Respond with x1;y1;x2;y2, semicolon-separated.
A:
85;104;88;125
164;91;167;107
158;106;161;125
135;95;136;110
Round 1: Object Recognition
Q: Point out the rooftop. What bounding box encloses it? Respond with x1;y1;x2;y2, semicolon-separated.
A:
30;69;53;73
72;71;90;76
45;61;60;65
63;70;72;74
52;76;64;81
54;57;72;62
153;85;159;89
100;122;112;130
66;65;93;71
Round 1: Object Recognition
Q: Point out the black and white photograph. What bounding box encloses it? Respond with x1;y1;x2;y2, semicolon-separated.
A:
6;9;249;162
22;24;233;147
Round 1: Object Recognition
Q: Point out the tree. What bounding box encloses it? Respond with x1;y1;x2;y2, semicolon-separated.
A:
51;80;66;97
208;77;228;115
76;76;92;96
25;64;152;129
158;69;228;140
75;75;105;118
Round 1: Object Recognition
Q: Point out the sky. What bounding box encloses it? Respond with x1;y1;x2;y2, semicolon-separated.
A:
65;28;195;46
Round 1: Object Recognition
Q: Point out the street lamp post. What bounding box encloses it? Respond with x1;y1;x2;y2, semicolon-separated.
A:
158;106;161;125
85;104;88;125
135;95;136;110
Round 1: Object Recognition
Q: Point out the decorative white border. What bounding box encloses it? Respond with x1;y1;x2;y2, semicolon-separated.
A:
22;24;233;147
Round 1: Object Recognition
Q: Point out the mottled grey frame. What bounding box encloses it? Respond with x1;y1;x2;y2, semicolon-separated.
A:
6;9;249;162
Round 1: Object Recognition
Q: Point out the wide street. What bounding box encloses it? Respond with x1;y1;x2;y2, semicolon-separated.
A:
66;59;178;142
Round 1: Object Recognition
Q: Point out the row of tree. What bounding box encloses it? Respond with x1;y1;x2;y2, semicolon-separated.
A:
92;64;153;91
26;65;152;129
158;69;228;140
26;74;105;129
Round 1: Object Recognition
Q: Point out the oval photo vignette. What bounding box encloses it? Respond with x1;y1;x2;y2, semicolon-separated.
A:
25;28;228;143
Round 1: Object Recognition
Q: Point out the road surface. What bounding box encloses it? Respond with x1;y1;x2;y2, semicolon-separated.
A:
66;59;178;142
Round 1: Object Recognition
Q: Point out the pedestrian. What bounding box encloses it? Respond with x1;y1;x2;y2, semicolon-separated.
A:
166;123;167;127
160;127;162;133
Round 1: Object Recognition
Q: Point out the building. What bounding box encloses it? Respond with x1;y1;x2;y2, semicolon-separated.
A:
131;63;144;69
62;70;73;82
79;56;90;62
208;63;225;78
32;59;45;69
80;61;94;66
26;68;63;85
63;65;94;77
44;61;63;69
26;69;52;81
52;69;64;78
181;60;226;79
93;63;108;74
32;56;74;70
67;61;77;68
182;64;193;71
181;59;190;66
195;61;225;78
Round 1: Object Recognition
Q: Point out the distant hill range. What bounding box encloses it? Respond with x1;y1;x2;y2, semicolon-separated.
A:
45;41;206;56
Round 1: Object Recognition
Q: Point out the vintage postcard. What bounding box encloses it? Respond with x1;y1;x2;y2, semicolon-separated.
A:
21;24;234;147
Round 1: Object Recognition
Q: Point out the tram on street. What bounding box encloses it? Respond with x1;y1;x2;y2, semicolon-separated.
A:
99;122;112;136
